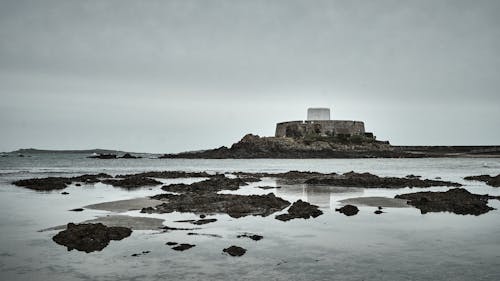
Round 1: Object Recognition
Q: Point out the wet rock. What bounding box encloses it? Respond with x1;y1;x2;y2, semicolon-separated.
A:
13;173;112;191
120;153;141;159
174;218;217;225
61;192;69;195
161;226;201;232
199;214;206;219
116;171;211;179
374;210;384;214
237;233;263;241
256;186;280;190
161;174;245;193
166;242;178;246
13;177;71;191
131;250;150;257
305;171;461;188
75;183;81;187
52;223;132;253
102;176;162;189
464;174;500;187
144;193;290;218
275;200;323;221
223;245;246;257
187;232;222;238
87;154;117;159
172;244;195;251
69;208;84;212
335;205;359;216
395;188;498;215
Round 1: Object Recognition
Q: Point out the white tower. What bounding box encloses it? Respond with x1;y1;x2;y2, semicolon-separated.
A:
307;108;330;120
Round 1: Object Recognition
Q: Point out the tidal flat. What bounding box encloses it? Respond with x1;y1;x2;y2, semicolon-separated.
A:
1;154;500;281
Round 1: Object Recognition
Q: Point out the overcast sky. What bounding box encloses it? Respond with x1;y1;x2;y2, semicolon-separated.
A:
1;0;499;153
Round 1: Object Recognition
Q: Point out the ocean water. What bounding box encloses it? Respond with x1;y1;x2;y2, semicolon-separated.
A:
0;153;500;281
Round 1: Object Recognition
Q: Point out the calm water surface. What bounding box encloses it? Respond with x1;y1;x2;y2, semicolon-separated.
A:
1;154;499;281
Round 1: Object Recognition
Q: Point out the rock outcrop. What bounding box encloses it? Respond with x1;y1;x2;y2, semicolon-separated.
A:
143;193;290;218
464;174;500;187
395;188;499;215
52;223;132;253
275;200;323;221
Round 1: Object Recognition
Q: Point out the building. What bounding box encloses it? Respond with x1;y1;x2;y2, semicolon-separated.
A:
275;108;374;139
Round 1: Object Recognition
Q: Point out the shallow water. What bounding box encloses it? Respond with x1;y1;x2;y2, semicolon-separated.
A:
1;154;500;281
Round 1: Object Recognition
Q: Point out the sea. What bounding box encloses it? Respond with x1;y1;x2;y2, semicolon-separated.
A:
0;153;499;281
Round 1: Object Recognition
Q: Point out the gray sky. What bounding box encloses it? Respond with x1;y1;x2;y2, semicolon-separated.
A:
1;0;499;153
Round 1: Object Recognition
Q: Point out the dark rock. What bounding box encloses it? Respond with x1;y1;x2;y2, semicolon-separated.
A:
199;214;206;219
87;154;117;159
256;186;280;190
102;176;162;189
374;210;384;214
116;171;211;179
187;232;222;238
119;153;141;159
161;174;244;193
161;226;201;232
69;208;84;212
13;177;71;191
172;243;195;251
131;250;150;257
395;188;498;215
335;205;359;216
13;173;112;191
275;200;323;221
305;171;461;188
223;245;246;257
75;183;81;186
166;242;178;246
52;223;132;253
464;174;500;187
237;233;263;241
174;218;217;225
61;192;69;195
145;193;290;218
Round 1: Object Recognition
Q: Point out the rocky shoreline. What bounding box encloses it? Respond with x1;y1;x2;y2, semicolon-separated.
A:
159;134;500;159
11;170;500;254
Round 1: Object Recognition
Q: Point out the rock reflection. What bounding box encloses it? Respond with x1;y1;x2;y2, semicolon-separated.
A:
275;183;364;210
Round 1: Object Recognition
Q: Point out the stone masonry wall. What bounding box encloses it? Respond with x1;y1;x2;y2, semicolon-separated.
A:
275;120;365;138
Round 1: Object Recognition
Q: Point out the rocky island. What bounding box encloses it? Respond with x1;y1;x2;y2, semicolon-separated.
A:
160;108;500;159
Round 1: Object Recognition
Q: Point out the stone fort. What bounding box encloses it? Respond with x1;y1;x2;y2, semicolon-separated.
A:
275;108;374;139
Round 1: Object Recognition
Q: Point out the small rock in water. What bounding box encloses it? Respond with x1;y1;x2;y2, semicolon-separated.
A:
335;205;359;216
275;200;322;221
172;244;195;251
52;223;132;253
61;192;69;195
223;245;246;257
75;183;81;187
237;233;263;241
374;210;384;215
166;242;178;246
69;208;84;212
199;214;206;219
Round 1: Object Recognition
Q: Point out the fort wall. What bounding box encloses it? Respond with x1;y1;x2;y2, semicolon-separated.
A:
275;120;366;138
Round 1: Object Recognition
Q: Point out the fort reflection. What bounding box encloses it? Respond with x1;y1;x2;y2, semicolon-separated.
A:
275;183;364;210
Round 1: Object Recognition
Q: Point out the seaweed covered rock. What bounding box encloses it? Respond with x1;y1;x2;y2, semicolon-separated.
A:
13;173;112;191
275;200;323;221
143;193;290;218
161;174;245;193
464;174;500;187
52;223;132;253
335;205;359;216
102;176;162;189
305;171;462;188
223;245;246;257
395;188;498;215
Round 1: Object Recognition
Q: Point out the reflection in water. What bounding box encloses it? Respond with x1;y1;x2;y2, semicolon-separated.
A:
275;183;364;210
